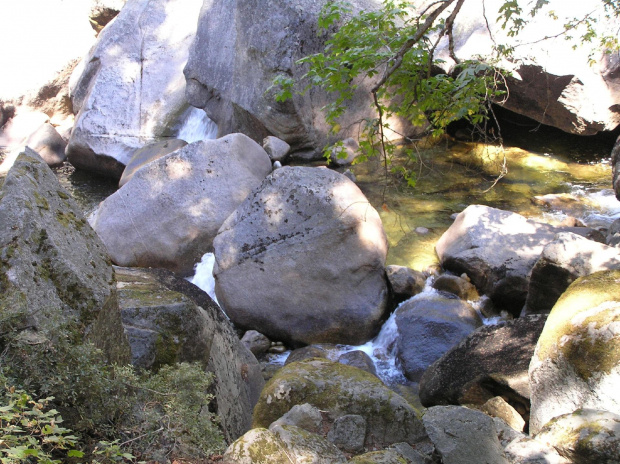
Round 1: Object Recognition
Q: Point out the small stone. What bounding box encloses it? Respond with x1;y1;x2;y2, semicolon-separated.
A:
241;330;271;356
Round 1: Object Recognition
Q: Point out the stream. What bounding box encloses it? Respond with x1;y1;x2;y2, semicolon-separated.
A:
38;112;620;386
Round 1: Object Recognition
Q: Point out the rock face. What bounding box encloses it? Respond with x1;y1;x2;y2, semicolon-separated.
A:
435;205;593;315
395;294;482;382
0;148;129;362
213;166;389;346
252;358;426;449
67;0;204;178
184;0;414;160
529;270;620;434
524;232;620;315
119;266;264;442
422;406;509;464
419;314;546;414
433;0;620;135
91;134;272;276
535;409;620;463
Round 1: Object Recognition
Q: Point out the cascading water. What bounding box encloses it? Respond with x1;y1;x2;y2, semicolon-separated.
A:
189;252;219;306
176;106;218;143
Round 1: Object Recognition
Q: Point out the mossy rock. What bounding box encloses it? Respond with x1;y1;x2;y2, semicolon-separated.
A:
348;449;409;464
222;428;291;463
269;424;346;463
252;358;426;449
530;270;620;434
535;409;620;463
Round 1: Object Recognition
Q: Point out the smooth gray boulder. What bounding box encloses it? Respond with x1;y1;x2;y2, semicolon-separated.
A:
524;232;620;315
419;314;546;414
534;409;620;464
423;406;509;464
269;403;324;435
0;148;129;362
327;414;366;453
184;0;415;160
213;166;389;346
24;123;67;167
91;134;272;275
262;136;291;163
338;350;377;377
436;205;595;315
396;293;482;382
117;266;264;442
118;138;187;187
529;270;620;434
67;0;204;178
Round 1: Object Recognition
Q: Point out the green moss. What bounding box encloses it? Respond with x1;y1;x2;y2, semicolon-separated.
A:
57;190;70;200
538;271;620;359
55;210;86;231
32;191;49;211
153;333;181;369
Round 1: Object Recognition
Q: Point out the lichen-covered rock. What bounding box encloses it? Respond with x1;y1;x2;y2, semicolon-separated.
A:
396;294;482;382
524;232;620;315
529;270;620;434
422;406;509;464
252;358;426;449
214;166;389;346
269;424;347;463
326;414;366;453
535;409;620;464
0;148;129;362
503;436;570;464
419;314;546;414
67;0;204;177
91;134;272;275
269;403;324;434
222;428;291;464
117;266;264;443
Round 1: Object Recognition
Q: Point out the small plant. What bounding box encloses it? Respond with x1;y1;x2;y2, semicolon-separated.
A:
0;380;84;464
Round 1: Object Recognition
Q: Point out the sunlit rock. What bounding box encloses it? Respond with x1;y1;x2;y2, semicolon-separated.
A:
213;166;389;346
90;134;272;275
67;0;205;178
529;270;620;434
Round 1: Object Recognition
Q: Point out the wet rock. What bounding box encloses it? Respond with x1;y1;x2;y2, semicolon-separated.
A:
524;232;620;315
529;270;620;434
436;205;597;315
396;294;482;382
338;350;377;377
327;414;367;453
252;358;426;449
422;406;509;464
285;345;330;365
534;409;620;464
432;274;479;300
0;148;129;362
214;166;389;346
241;330;272;357
123;266;264;442
90;134;272;275
118;138;187;187
67;0;204;178
419;314;546;418
386;265;427;303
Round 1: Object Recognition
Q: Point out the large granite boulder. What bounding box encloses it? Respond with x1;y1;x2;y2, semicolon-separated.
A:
524;232;620;315
90;134;272;276
114;266;264;442
252;358;426;449
0;148;129;362
432;0;620;135
184;0;415;161
419;315;547;420
213;166;389;346
436;205;595;315
67;0;205;178
529;270;620;434
395;293;482;382
118;138;187;187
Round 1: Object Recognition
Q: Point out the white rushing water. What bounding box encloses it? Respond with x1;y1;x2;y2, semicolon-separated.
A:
176;106;218;143
189;252;219;306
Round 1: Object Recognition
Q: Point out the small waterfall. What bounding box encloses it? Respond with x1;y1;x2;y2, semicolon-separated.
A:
176;106;218;143
189;252;219;306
